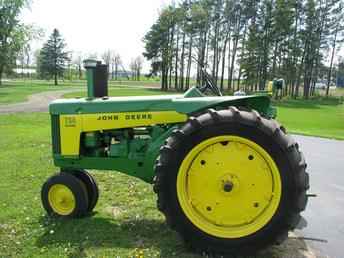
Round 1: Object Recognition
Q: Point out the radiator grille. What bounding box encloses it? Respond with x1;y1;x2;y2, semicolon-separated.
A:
51;115;61;154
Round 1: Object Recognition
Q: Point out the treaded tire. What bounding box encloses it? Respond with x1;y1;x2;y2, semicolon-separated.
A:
70;169;99;212
154;107;309;256
41;172;89;218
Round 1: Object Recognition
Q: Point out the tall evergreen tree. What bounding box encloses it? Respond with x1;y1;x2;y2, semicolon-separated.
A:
143;0;344;98
39;29;69;85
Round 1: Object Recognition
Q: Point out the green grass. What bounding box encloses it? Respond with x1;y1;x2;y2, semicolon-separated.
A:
275;98;344;140
63;88;173;99
0;80;80;104
0;113;191;257
0;80;161;104
0;113;296;258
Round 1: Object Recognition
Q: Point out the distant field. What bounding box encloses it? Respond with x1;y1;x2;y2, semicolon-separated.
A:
0;80;161;104
275;98;344;140
333;87;344;97
63;88;171;98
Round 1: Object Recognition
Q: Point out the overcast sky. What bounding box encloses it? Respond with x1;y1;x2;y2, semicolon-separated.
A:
21;0;172;72
20;0;342;74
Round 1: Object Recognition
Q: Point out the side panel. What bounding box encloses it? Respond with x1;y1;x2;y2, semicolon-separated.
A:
59;111;187;156
59;115;83;156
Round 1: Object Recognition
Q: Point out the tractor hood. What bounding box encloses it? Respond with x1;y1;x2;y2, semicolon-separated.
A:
50;90;274;117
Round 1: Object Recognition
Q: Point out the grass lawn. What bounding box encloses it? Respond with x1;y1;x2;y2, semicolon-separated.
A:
63;88;172;99
0;113;300;258
0;113;193;258
0;80;161;104
275;98;344;140
0;80;82;104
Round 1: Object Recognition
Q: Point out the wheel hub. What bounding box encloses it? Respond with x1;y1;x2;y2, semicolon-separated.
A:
48;184;76;215
223;181;234;193
177;136;282;238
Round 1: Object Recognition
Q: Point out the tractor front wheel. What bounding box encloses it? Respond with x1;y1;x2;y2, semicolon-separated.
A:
70;169;99;213
41;172;89;218
154;108;309;255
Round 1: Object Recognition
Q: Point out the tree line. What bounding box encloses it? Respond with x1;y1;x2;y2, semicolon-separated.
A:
143;0;344;98
36;30;145;85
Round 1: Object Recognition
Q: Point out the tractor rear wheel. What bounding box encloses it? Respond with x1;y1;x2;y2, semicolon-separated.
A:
154;108;309;255
70;169;99;212
41;172;89;218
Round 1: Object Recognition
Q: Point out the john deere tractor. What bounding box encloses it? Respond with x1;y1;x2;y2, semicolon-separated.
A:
41;60;309;255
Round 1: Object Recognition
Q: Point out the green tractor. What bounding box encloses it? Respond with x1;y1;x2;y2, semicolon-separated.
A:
41;60;309;255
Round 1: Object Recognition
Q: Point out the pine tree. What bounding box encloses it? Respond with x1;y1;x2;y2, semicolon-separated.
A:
39;29;69;85
143;0;344;98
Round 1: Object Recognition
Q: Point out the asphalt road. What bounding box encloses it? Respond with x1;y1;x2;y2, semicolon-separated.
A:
294;135;344;258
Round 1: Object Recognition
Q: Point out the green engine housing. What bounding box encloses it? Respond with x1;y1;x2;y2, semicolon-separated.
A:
50;87;275;183
50;60;275;183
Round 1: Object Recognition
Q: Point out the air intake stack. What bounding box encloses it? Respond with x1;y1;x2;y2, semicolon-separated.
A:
83;59;108;99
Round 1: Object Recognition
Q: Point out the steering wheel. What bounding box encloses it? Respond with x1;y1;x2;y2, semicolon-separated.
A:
198;68;223;96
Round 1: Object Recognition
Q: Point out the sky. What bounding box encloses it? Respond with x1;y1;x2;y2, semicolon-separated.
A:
21;0;172;72
20;0;342;74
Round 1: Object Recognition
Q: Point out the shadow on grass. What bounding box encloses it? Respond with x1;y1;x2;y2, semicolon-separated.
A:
36;215;312;258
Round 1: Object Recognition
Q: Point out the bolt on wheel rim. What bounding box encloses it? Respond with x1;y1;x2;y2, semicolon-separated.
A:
177;136;282;238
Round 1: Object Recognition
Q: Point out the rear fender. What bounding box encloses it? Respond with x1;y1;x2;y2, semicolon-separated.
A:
173;95;276;118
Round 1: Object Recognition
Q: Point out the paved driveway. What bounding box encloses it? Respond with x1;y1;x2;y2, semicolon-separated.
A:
294;135;344;258
0;90;82;114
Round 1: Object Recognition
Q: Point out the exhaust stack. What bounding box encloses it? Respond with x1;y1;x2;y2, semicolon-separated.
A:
83;59;108;99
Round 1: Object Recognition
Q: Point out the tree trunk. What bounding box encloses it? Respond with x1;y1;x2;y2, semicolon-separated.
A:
78;65;82;80
54;72;58;86
169;26;175;89
326;25;338;96
212;22;219;80
291;2;299;97
271;41;279;78
174;30;180;89
220;37;229;91
228;36;238;91
179;31;186;91
186;36;193;89
295;45;306;98
237;68;242;91
0;65;3;86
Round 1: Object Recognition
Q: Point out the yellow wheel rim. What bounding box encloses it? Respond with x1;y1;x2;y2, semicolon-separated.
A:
177;136;282;238
48;184;76;215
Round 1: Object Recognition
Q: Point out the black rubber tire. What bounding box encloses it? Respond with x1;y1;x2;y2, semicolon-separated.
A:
154;107;309;256
70;169;99;212
41;172;89;218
